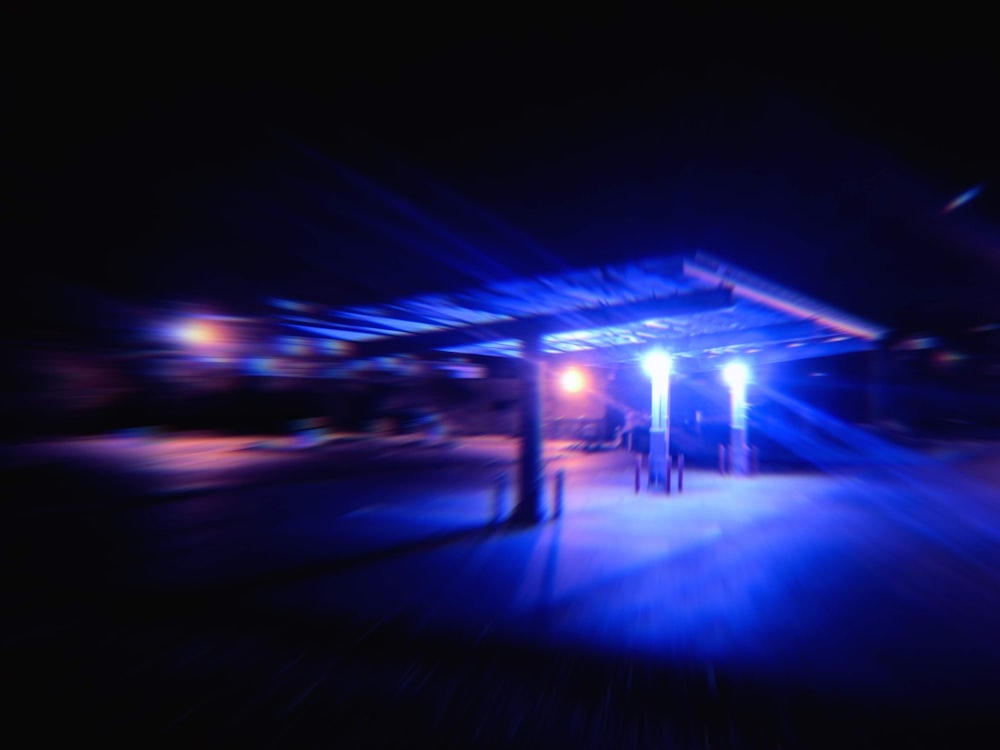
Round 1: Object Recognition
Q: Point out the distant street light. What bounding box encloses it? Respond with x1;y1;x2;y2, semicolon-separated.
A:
176;319;217;347
560;367;587;393
560;367;586;393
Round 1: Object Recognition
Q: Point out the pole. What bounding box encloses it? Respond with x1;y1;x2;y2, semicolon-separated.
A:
635;455;642;493
868;339;889;429
729;381;749;475
665;453;672;495
553;469;564;519
493;471;508;524
512;334;544;525
678;454;684;493
648;369;670;490
719;444;726;475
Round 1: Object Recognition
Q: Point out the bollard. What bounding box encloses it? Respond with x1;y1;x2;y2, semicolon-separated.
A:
751;445;759;476
493;471;508;524
635;456;642;494
678;454;684;493
718;444;726;475
553;469;564;519
666;454;672;495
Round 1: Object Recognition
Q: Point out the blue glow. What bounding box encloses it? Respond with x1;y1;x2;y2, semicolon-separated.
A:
292;253;886;361
942;183;985;213
285;138;516;285
278;336;310;357
322;338;348;356
897;336;939;351
245;357;274;375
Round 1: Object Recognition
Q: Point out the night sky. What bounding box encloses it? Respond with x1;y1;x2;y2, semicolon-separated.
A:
8;8;1000;343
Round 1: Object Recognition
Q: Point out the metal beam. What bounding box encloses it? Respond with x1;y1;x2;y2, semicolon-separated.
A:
354;288;734;358
543;320;835;366
685;254;889;341
682;335;879;372
744;336;879;365
671;320;834;354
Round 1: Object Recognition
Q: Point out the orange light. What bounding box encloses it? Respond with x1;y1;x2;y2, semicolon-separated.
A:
179;320;216;346
561;368;585;393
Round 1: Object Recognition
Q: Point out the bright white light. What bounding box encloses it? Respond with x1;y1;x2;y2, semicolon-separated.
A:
722;361;749;388
642;350;672;379
561;367;585;393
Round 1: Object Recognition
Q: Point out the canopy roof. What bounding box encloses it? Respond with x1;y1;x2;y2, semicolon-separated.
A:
272;252;888;373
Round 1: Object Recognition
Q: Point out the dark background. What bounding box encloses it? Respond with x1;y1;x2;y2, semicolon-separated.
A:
4;7;1000;441
7;7;999;335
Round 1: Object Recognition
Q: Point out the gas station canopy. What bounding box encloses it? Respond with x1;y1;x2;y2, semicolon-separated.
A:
272;252;888;370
